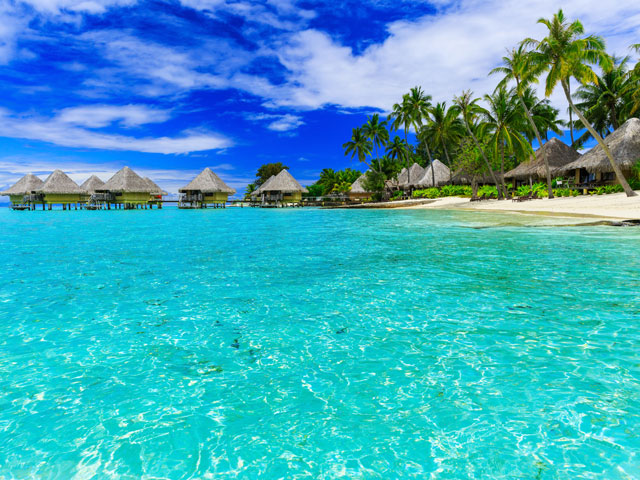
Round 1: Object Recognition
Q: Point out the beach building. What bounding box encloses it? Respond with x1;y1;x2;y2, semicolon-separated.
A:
504;138;580;186
80;175;105;207
417;160;451;188
0;174;44;210
254;170;307;207
179;168;236;208
36;170;87;210
97;166;155;209
559;118;640;188
349;173;372;201
143;177;167;208
397;163;426;191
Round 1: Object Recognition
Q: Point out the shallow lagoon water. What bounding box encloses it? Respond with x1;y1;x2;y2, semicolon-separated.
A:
1;207;639;479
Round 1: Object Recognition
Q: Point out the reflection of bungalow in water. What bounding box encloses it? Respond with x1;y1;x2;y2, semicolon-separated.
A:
97;166;155;209
349;173;372;201
505;137;580;187
416;159;451;188
0;174;44;209
37;170;87;210
254;170;307;207
558;118;640;187
178;168;236;208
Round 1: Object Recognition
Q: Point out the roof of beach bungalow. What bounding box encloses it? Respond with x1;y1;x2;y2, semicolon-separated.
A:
559;118;640;174
99;166;154;193
417;160;451;187
256;170;308;193
505;138;580;180
143;177;168;196
253;175;275;195
397;163;426;187
0;173;44;195
80;175;105;194
350;173;371;193
179;168;236;194
41;170;86;194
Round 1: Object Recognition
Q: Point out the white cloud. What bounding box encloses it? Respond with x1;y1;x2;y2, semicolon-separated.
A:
245;112;304;132
0;107;232;154
20;0;135;15
57;104;171;128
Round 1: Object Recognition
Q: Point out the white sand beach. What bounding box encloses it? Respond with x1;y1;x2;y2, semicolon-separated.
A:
401;191;640;220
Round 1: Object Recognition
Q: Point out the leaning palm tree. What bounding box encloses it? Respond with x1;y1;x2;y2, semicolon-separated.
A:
525;9;635;196
343;127;374;172
362;114;390;162
404;86;434;185
388;100;412;143
482;86;533;194
454;91;504;198
521;87;563;143
423;102;465;183
491;44;555;197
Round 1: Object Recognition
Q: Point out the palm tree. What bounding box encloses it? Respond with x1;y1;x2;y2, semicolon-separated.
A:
525;9;635;196
521;87;563;142
362;114;389;162
389;100;412;143
343;127;374;172
422;102;464;183
454;90;504;198
491;44;555;197
482;86;533;193
386;136;409;165
404;86;434;185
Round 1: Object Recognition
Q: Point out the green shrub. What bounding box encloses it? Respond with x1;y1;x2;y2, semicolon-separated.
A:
391;190;403;200
477;185;498;197
411;185;473;199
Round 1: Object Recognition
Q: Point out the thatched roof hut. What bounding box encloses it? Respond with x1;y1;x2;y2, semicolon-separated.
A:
559;118;640;174
99;166;153;193
41;170;86;194
397;163;426;188
417;160;451;187
143;177;168;196
179;168;236;195
505;138;580;180
255;170;308;194
0;173;44;196
350;173;371;194
80;175;105;194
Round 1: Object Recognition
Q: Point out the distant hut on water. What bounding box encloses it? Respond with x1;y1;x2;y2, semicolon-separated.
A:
397;163;426;191
97;166;155;209
254;170;307;207
38;170;87;210
142;177;167;208
179;168;235;208
0;173;44;209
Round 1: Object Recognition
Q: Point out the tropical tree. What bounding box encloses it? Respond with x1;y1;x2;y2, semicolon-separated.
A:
422;102;464;182
482;86;533;193
255;162;288;186
389;99;412;143
521;87;563;142
453;90;504;198
386;136;410;165
343;127;374;172
490;44;554;197
403;86;434;185
244;183;257;199
361;114;389;162
525;9;635;196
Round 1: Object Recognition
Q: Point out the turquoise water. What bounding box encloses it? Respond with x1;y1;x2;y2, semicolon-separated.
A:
1;207;639;479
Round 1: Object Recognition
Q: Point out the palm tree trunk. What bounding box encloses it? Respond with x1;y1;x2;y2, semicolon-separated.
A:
517;92;553;198
562;81;636;197
463;120;503;199
568;81;574;146
441;138;453;183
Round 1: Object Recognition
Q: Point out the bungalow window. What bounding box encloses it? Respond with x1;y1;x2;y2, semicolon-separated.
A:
602;172;616;181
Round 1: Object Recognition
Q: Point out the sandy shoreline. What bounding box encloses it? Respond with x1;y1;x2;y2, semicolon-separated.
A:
395;191;640;220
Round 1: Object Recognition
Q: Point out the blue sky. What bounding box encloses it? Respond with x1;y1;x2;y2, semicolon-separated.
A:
0;0;639;195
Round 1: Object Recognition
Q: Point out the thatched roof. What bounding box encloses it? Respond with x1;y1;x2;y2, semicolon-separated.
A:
80;175;105;194
99;166;153;193
505;138;580;180
41;170;86;194
350;173;371;193
179;168;236;194
397;163;426;187
143;177;168;196
255;170;308;193
0;173;44;195
559;118;640;174
417;160;451;187
253;175;275;195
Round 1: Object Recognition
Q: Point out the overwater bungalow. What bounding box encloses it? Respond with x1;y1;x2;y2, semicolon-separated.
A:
559;118;640;188
97;166;154;209
349;173;372;201
80;175;105;206
0;173;44;210
417;160;451;188
142;177;167;208
178;168;236;208
504;137;580;187
37;169;87;210
254;170;307;207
